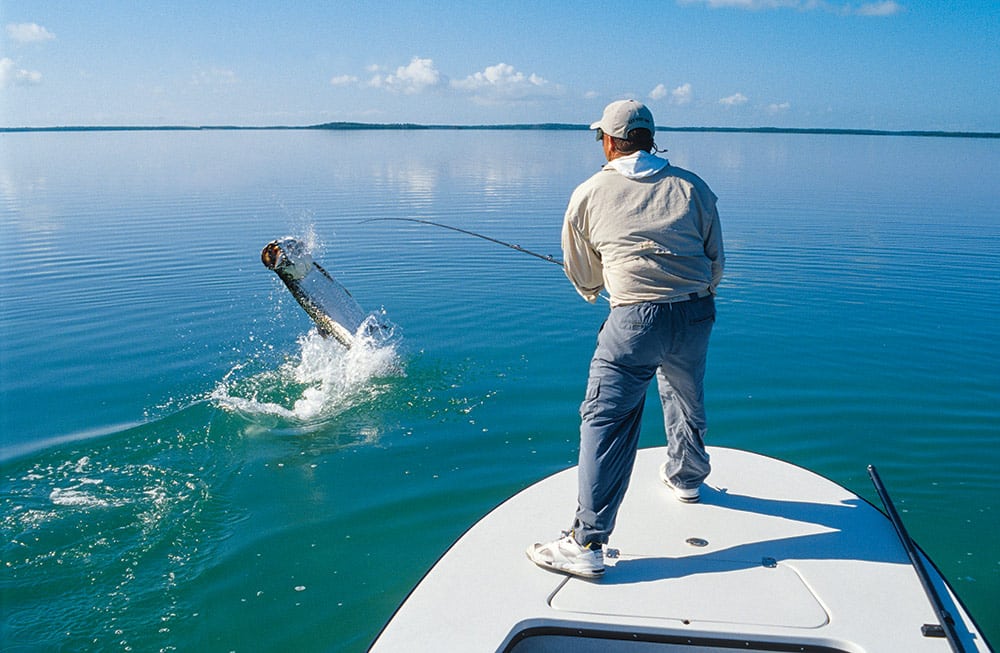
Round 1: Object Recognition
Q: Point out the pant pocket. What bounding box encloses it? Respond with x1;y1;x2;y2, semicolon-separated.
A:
687;298;716;325
580;378;601;418
586;378;600;401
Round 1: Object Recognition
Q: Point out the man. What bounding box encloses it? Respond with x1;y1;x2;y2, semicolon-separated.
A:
527;99;724;579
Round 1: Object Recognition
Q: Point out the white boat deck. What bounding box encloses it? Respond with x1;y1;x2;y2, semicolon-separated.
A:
371;446;989;652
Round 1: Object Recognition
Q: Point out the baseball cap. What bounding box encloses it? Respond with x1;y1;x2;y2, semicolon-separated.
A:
590;100;655;139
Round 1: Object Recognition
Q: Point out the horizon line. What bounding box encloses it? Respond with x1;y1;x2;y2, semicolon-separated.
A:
2;122;997;139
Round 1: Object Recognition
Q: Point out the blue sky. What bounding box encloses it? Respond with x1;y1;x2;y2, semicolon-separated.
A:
2;1;998;130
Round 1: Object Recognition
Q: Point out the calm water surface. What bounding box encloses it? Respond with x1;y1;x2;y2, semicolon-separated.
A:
1;130;998;651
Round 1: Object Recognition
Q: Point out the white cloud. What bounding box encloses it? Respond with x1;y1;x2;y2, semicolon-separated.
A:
671;83;693;105
855;1;903;16
452;63;544;91
649;83;668;100
369;57;443;94
0;57;42;88
678;0;905;14
344;58;559;105
5;22;55;44
451;63;556;103
719;92;749;106
191;68;238;87
18;68;42;84
679;0;800;8
767;101;791;113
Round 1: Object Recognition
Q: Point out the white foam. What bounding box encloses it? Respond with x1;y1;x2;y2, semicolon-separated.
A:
211;317;402;423
50;487;112;508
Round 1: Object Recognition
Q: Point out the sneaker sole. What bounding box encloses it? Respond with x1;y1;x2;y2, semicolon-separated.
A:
525;547;605;579
659;465;701;503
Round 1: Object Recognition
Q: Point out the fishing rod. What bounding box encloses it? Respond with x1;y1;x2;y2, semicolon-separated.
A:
868;465;966;653
362;217;564;267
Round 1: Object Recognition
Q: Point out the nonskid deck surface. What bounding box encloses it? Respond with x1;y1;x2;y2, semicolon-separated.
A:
371;447;988;652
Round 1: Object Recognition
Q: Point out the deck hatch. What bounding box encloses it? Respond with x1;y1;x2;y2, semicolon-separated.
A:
550;558;829;629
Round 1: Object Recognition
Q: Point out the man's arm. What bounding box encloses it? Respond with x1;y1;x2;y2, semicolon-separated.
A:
561;215;604;303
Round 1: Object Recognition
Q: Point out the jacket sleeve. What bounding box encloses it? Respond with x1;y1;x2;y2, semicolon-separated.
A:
702;198;725;292
561;206;604;303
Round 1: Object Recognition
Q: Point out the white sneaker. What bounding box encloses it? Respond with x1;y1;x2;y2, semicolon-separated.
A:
659;462;701;503
526;532;605;579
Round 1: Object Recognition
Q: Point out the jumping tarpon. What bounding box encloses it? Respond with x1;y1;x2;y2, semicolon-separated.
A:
261;238;368;348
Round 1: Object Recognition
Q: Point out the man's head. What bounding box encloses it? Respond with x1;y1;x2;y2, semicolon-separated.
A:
591;100;656;157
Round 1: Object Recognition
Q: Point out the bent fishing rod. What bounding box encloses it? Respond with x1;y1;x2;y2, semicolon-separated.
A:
362;217;564;267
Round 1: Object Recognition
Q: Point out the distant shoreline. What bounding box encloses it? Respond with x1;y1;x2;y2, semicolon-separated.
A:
2;122;997;139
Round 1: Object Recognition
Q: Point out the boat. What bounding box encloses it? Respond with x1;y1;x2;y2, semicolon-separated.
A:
370;446;991;652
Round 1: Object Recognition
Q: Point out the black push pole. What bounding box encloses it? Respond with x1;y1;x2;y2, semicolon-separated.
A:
868;464;965;653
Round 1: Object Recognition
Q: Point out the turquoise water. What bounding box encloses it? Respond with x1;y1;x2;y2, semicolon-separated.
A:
1;130;997;651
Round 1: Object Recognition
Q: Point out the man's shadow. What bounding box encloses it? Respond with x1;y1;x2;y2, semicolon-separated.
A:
598;486;980;647
605;487;907;584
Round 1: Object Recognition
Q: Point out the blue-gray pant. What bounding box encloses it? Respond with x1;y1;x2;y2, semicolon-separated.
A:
573;297;715;546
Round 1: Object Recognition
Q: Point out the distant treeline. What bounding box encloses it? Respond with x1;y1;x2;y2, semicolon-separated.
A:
2;123;997;139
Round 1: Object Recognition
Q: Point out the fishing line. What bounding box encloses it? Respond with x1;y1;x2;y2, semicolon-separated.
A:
362;217;564;266
363;217;611;303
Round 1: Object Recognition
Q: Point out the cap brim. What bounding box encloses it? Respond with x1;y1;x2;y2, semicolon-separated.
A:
589;120;602;131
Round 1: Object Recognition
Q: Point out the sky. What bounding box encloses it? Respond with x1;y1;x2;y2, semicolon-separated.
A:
1;1;998;131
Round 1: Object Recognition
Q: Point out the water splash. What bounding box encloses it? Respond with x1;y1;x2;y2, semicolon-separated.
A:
210;314;404;425
0;312;404;649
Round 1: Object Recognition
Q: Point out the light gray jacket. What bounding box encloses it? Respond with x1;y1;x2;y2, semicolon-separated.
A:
561;151;724;306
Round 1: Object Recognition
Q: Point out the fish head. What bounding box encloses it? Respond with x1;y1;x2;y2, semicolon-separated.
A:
261;238;315;280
